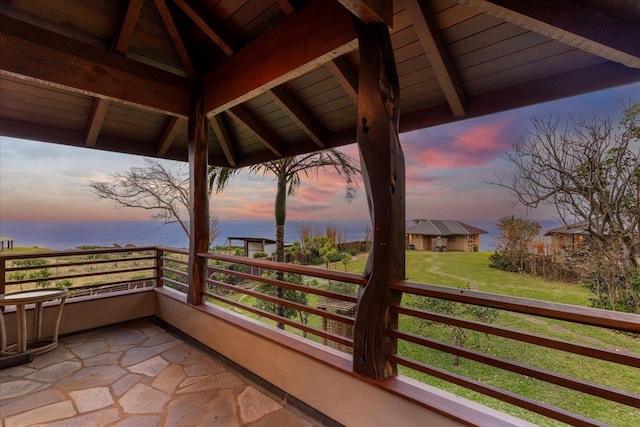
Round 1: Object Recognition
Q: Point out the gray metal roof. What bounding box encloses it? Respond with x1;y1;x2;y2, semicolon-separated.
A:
406;220;488;236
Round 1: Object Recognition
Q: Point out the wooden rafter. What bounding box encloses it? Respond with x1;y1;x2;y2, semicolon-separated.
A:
85;98;110;147
403;0;465;117
268;87;325;148
154;0;197;79
0;14;191;117
325;58;358;103
202;0;358;115
275;0;295;15
338;0;393;26
209;114;237;167
458;0;640;69
157;116;185;156
113;0;144;54
171;0;236;56
228;106;284;157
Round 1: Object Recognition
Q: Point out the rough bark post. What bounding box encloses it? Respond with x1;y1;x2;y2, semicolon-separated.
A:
274;169;287;328
352;19;405;380
187;83;210;305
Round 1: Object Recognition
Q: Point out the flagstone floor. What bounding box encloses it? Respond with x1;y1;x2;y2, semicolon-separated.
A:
0;319;320;427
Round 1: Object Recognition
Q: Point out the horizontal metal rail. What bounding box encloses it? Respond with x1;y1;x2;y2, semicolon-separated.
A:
391;305;640;368
4;255;154;272
390;354;608;427
393;280;640;333
6;266;153;286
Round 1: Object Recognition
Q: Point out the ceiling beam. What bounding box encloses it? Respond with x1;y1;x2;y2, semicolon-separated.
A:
403;0;465;117
0;14;191;117
338;0;393;26
268;87;326;148
85;98;110;147
458;0;640;69
113;0;144;54
202;0;358;116
325;58;359;104
228;106;284;157
154;0;197;79
157;116;185;156
171;0;236;56
209;114;238;167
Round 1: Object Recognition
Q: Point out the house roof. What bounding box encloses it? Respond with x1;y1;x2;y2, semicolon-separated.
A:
406;220;488;236
227;237;277;244
1;1;639;168
543;221;588;236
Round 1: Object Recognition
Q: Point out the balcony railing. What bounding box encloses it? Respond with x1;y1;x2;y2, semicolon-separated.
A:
2;246;639;426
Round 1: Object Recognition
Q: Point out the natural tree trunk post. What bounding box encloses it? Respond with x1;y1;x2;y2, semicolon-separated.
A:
187;83;210;305
352;19;405;380
155;248;164;288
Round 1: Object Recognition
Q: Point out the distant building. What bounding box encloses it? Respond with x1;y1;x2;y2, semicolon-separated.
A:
227;237;276;258
405;220;488;252
544;222;588;263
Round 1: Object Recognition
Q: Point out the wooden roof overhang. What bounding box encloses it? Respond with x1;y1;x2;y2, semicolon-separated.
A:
1;0;640;168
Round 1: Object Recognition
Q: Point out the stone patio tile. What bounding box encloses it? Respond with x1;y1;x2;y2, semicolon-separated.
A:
120;340;180;367
127;355;169;377
84;351;122;367
183;360;226;377
112;373;144;397
25;360;82;383
109;415;162;427
199;389;240;427
141;325;165;337
0;378;42;400
105;328;148;347
4;400;76;427
32;408;120;427
151;364;186;395
164;390;215;426
247;408;314;427
179;371;244;394
237;386;283;424
69;341;109;359
0;365;37;378
26;347;75;369
160;343;205;365
0;389;66;417
119;383;171;414
140;332;179;347
69;386;114;413
56;365;127;390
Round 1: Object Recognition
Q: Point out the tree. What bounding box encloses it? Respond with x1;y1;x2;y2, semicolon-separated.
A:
89;159;219;244
209;150;359;327
493;102;640;312
490;216;541;272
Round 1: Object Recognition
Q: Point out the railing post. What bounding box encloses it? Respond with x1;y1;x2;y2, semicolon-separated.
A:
352;17;405;380
155;248;164;288
0;256;5;313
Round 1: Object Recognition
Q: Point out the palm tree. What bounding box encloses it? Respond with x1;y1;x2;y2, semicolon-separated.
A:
209;149;360;326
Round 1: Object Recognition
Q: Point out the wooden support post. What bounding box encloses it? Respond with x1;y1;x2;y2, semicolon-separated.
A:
187;84;210;305
155;248;164;288
352;19;405;380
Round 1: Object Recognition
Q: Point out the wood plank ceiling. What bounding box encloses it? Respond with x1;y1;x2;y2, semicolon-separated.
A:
1;0;639;168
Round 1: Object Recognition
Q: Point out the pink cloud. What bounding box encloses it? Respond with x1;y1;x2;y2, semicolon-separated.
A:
403;119;514;169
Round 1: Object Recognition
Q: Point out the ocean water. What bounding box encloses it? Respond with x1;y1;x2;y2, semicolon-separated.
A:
0;219;560;252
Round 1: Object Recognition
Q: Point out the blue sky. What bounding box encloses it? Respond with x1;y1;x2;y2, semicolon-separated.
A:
1;82;639;223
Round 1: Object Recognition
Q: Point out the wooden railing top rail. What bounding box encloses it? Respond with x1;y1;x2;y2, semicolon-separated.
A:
200;252;368;285
156;246;189;255
392;280;640;333
0;246;158;260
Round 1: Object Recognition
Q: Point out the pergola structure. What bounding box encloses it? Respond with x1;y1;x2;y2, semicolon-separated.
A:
2;0;640;384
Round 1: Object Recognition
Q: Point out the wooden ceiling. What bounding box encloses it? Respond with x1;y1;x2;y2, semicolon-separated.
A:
1;0;639;168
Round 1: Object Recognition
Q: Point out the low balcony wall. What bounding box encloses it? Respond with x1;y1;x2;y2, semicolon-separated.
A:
1;287;155;343
155;287;534;427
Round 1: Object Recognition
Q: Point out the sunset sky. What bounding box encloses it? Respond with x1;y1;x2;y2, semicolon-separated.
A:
1;82;639;224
